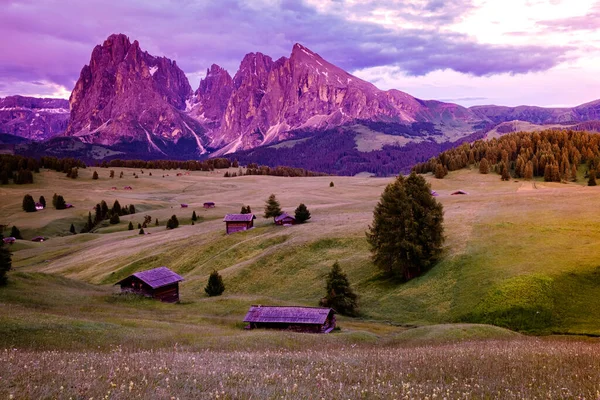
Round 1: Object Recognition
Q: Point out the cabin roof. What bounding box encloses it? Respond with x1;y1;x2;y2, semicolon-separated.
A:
204;201;215;205
223;213;255;222
274;212;295;222
243;305;334;325
116;266;183;289
451;190;468;195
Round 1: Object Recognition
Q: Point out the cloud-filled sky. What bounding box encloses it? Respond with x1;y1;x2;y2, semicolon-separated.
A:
1;0;599;107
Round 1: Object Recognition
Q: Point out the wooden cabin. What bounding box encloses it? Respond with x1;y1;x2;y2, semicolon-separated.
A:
115;266;183;303
35;202;44;210
180;203;188;208
223;214;254;234
243;306;336;333
274;212;296;226
2;237;16;244
203;202;215;209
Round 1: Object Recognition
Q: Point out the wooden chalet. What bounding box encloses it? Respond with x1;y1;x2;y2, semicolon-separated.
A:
274;212;296;226
2;237;16;244
223;213;254;234
203;202;215;209
243;306;336;333
115;266;183;303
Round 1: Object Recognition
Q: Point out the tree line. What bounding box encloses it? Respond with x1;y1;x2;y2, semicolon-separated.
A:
99;158;235;171
0;155;86;185
413;129;600;182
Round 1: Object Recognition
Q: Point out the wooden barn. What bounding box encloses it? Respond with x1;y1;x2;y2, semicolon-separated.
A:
243;306;336;333
115;266;183;303
275;212;296;226
203;202;215;209
2;237;16;244
223;213;254;234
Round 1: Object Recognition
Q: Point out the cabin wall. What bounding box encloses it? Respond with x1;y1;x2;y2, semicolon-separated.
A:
153;283;180;303
120;277;153;297
226;221;252;234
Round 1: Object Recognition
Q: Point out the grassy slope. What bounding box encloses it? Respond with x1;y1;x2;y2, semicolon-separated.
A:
1;166;600;351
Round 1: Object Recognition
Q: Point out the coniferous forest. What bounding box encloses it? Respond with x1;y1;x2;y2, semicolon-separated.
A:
413;130;600;182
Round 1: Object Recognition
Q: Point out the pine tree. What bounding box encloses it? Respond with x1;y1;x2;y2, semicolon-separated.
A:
166;215;179;229
110;170;115;178
192;211;197;221
137;223;142;229
55;195;66;210
479;158;490;174
100;201;109;219
92;171;99;180
0;236;12;285
366;172;444;281
39;195;46;208
589;170;597;186
204;270;225;296
294;203;311;223
139;228;145;235
500;161;510;181
263;194;282;220
240;206;248;214
70;223;76;234
319;262;358;316
128;221;134;230
434;163;446;179
112;200;122;216
10;226;22;240
22;194;36;212
155;218;159;226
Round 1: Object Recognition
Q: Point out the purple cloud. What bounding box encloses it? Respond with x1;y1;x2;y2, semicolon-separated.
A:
0;0;575;97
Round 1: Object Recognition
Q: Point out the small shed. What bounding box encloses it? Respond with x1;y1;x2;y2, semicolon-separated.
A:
223;214;254;234
124;186;133;190
2;237;16;244
451;190;468;195
115;266;183;303
180;203;188;208
243;306;336;333
203;202;215;209
35;202;44;210
31;236;45;242
275;212;296;226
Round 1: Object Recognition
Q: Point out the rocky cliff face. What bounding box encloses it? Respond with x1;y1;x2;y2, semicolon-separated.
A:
192;43;484;154
65;34;208;156
0;96;69;140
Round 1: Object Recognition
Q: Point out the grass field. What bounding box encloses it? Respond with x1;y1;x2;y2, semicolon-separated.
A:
2;166;600;396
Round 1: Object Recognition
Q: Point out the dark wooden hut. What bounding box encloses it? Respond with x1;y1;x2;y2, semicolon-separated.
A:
451;190;468;195
203;202;215;209
243;306;336;333
31;236;46;242
223;213;254;234
115;266;183;303
2;237;16;244
274;212;296;226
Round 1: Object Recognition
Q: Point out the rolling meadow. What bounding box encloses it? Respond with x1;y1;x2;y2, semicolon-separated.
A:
2;166;600;398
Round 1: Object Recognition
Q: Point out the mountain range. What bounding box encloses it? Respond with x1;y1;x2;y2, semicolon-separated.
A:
2;33;600;174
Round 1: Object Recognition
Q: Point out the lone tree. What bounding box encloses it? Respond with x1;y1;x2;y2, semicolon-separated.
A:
192;211;197;221
319;262;358;316
109;214;120;224
330;181;334;187
52;193;58;208
22;194;36;212
139;228;145;235
10;226;22;240
204;270;225;296
92;171;99;180
294;203;311;223
39;195;46;208
263;194;282;221
366;172;445;281
55;195;66;210
0;235;12;285
128;221;134;230
70;223;76;234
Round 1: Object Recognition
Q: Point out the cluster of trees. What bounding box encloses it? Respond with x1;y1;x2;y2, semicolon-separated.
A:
240;205;252;214
0;155;88;185
166;215;179;230
100;158;234;171
263;194;311;223
40;156;86;172
81;200;136;233
52;193;67;210
413;130;600;183
367;172;445;281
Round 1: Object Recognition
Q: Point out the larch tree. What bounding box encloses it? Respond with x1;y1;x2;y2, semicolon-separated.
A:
319;261;358;316
366;172;445;281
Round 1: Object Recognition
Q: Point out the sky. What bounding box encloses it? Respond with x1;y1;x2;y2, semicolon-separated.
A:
1;0;599;107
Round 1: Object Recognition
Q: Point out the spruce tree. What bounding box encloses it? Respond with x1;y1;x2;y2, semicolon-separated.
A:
294;203;311;223
139;228;145;235
128;221;134;230
110;170;115;178
330;181;334;187
192;211;197;221
366;172;444;281
52;193;58;208
319;262;358;316
263;194;282;220
240;206;248;214
10;226;22;240
0;236;12;285
137;223;142;229
39;195;46;208
22;194;36;212
55;195;66;210
129;204;135;214
100;201;109;219
112;200;122;216
92;171;99;180
70;223;76;234
204;270;225;296
155;218;159;226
